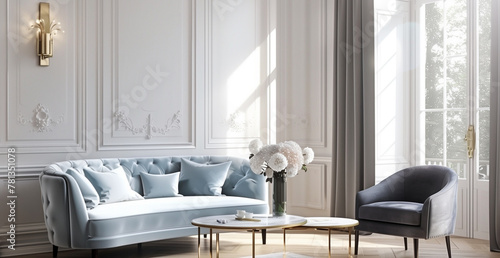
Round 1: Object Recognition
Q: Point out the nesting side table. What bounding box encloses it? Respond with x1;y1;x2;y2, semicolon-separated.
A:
290;217;359;257
192;214;307;258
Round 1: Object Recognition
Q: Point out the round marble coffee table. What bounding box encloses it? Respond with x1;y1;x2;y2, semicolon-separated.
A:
291;217;359;257
192;214;306;258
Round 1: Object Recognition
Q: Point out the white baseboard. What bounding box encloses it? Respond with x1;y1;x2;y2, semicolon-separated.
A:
0;223;52;257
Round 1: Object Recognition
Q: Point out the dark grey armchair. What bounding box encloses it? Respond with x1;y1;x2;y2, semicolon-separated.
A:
354;165;458;258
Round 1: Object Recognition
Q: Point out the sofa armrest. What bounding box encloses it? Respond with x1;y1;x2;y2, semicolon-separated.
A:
420;173;458;238
40;171;90;248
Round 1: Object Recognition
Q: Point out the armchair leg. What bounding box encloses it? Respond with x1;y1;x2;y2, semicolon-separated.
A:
445;235;452;258
91;249;98;258
404;237;408;250
262;229;267;245
52;245;58;258
354;229;359;255
413;238;419;258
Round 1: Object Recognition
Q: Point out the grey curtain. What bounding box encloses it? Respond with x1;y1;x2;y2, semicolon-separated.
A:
490;0;500;252
332;0;375;218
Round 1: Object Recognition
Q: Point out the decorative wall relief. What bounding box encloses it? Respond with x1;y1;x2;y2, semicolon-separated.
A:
114;110;181;139
224;111;253;133
17;104;64;132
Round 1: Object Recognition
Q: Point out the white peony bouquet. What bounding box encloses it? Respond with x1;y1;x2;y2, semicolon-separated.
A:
248;139;314;182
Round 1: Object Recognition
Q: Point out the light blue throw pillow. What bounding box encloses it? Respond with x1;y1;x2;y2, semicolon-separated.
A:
140;172;183;199
66;168;100;209
83;166;144;204
178;158;231;196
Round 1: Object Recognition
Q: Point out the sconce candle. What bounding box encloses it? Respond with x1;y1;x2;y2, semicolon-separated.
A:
30;2;63;66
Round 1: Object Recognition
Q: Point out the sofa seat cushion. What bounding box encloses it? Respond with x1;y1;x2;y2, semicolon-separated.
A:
358;201;423;226
86;196;268;239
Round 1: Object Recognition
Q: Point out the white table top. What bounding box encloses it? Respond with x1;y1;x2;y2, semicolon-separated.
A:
300;217;359;228
191;214;307;230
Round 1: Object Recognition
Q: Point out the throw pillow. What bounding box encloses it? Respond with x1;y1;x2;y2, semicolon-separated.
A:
178;158;231;196
66;168;100;209
140;172;183;199
83;166;144;204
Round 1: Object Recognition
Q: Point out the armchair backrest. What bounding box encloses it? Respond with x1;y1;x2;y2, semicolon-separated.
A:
402;166;457;203
372;165;457;203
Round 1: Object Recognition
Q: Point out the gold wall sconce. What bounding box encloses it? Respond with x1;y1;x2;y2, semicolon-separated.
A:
31;2;63;66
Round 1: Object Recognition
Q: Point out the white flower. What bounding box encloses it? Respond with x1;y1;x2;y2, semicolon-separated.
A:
248;139;315;178
249;144;279;174
260;144;280;158
250;155;265;174
280;141;304;177
268;153;288;171
303;147;314;165
286;168;299;177
249;139;263;154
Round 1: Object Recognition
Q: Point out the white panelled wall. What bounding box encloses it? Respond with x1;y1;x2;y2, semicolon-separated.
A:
0;0;333;256
276;0;333;217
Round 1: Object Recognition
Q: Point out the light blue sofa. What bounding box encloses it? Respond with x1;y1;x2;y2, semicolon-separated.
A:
39;156;268;257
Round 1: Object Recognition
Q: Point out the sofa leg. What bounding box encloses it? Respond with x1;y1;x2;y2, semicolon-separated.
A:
354;229;359;255
404;237;408;250
52;245;58;258
262;229;267;245
445;235;452;258
413;238;419;258
91;249;98;258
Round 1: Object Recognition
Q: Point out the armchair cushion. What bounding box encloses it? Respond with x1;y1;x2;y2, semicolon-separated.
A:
359;201;423;226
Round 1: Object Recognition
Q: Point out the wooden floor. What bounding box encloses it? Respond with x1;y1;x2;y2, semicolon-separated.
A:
15;230;499;257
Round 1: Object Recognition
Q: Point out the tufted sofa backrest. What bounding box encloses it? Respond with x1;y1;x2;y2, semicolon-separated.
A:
41;156;267;201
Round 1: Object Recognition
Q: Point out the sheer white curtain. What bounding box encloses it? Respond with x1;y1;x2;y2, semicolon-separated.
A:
490;0;500;252
332;0;375;218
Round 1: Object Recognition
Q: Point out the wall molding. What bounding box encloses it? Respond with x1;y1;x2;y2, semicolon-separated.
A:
276;0;329;151
0;165;45;178
286;160;331;217
205;0;272;149
288;163;328;210
98;0;196;150
2;0;86;154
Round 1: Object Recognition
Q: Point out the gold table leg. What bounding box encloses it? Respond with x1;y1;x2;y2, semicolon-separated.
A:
210;228;213;258
216;232;220;258
348;227;352;257
252;229;256;258
283;228;286;254
328;228;332;258
198;227;201;258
